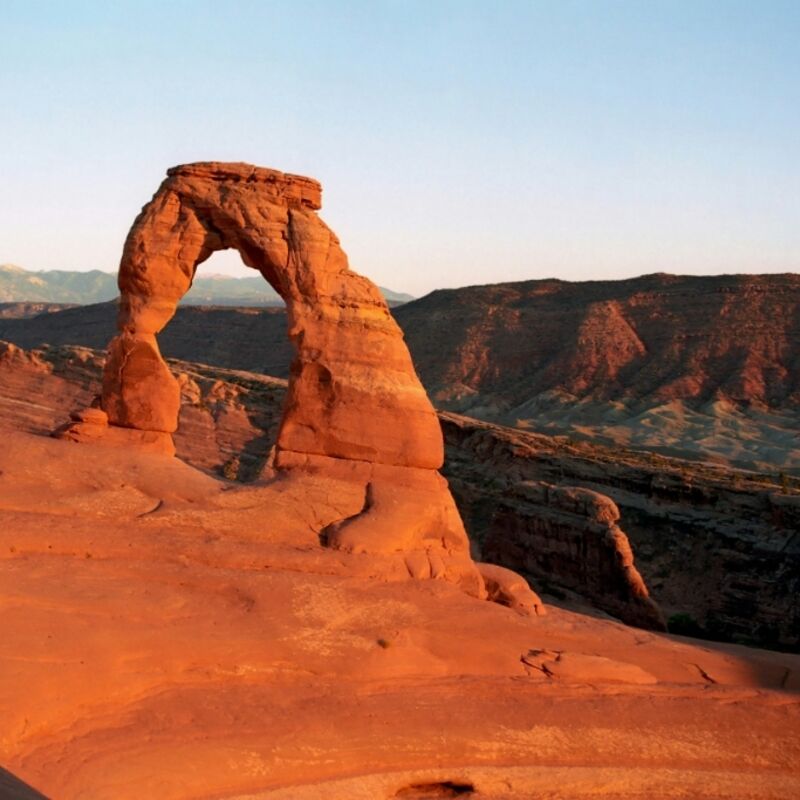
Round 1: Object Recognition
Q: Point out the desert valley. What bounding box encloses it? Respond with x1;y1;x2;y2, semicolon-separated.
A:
0;161;799;800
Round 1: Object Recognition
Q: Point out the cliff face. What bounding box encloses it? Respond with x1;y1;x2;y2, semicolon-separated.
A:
4;342;797;648
439;413;800;651
7;272;800;407
481;480;666;631
393;273;800;410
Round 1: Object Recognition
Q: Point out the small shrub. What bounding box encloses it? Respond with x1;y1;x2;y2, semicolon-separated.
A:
667;612;704;638
222;455;240;481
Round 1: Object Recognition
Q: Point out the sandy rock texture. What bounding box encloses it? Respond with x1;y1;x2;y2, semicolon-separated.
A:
4;342;798;647
1;432;799;800
95;162;440;468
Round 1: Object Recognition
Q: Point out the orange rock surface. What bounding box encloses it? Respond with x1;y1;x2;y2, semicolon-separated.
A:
1;431;799;799
58;163;497;594
4;165;799;799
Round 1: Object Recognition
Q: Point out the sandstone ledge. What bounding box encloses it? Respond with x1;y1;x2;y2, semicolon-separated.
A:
166;161;322;209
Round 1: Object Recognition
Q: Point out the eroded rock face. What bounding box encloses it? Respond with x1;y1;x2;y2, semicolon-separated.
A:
59;162;485;596
483;481;666;631
14;340;798;642
393;273;800;410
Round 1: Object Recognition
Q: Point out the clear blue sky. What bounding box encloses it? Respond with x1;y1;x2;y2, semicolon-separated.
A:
1;0;798;295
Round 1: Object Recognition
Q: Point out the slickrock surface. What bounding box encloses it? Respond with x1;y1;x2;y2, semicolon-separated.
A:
1;431;799;800
58;162;487;595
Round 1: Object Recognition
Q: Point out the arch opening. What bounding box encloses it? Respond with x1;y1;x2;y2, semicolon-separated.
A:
63;161;448;469
97;162;446;471
165;247;292;482
183;248;284;308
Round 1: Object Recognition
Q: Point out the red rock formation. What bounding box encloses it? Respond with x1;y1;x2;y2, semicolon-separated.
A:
4;430;800;799
57;163;544;603
439;411;800;647
482;481;666;631
393;273;800;409
478;562;546;617
67;163;432;466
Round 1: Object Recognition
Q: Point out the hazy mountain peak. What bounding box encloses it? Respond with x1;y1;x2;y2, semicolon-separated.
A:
0;265;413;306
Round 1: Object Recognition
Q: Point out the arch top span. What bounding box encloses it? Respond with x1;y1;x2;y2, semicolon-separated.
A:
166;161;322;210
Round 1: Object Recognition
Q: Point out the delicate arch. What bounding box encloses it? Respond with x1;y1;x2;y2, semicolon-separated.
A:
59;161;555;603
101;162;443;469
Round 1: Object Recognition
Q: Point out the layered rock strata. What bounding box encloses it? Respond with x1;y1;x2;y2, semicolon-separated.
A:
482;481;665;630
9;342;798;642
440;411;800;648
393;273;800;410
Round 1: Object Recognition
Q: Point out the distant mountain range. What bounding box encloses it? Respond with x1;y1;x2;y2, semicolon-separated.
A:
0;264;414;306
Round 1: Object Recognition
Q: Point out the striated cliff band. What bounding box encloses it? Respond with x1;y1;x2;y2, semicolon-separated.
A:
395;273;800;472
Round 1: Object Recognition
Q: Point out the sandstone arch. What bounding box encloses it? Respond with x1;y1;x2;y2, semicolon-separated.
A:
60;162;536;600
101;162;443;469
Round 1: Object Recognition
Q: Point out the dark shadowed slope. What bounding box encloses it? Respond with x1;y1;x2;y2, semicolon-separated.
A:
0;302;293;376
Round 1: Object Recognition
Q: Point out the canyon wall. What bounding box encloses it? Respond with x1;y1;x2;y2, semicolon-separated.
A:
440;413;800;651
4;274;800;473
393;273;800;410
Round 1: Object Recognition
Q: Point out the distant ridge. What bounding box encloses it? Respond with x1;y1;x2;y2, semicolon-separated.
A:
0;264;413;307
393;272;800;410
2;271;798;473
